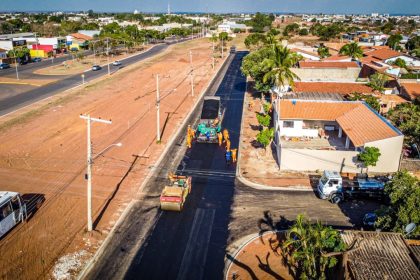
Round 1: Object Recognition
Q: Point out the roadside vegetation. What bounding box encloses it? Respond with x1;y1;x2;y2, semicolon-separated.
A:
375;171;420;237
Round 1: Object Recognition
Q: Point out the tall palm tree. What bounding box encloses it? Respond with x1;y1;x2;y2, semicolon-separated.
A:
262;44;301;93
339;42;363;60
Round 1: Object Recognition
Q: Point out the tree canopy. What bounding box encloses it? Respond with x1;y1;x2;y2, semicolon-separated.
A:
347;93;380;111
358;146;381;171
339;42;363;60
387;102;420;146
386;34;403;50
317;44;330;58
282;214;346;279
246;12;275;33
375;171;420;237
367;73;388;93
256;128;274;149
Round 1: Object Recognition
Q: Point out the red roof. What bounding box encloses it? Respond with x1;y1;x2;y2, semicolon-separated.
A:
293;82;374;95
363;48;402;60
70;33;93;41
299;61;359;69
278;100;401;147
401;83;420;100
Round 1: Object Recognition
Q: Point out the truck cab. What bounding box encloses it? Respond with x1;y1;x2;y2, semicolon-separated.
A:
317;171;343;203
0;192;27;238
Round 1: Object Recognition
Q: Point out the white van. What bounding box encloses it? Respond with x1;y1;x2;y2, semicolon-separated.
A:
0;192;27;238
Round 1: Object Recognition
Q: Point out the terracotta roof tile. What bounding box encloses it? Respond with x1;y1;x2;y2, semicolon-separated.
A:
70;33;92;41
299;61;359;69
279;100;400;147
363;48;402;60
341;231;420;280
401;83;420;100
293;82;374;95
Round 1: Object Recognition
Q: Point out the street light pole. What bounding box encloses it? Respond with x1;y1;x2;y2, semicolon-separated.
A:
189;50;194;97
11;50;19;80
156;74;161;143
79;114;112;232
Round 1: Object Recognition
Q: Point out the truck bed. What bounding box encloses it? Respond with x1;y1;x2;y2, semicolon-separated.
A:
200;99;220;120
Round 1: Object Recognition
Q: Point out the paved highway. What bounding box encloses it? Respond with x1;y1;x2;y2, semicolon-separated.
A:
0;36;198;116
84;50;379;280
0;50;93;79
0;44;168;116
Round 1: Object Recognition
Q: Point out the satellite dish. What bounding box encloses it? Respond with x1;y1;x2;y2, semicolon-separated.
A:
405;223;416;235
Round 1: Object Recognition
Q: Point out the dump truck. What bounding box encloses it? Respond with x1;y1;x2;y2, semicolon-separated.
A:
317;170;386;204
160;174;192;211
196;96;223;143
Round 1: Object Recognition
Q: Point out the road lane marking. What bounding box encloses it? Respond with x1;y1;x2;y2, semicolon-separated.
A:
176;208;215;280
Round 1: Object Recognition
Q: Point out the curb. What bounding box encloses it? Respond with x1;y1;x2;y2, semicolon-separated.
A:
0;81;42;86
235;79;313;192
77;49;233;280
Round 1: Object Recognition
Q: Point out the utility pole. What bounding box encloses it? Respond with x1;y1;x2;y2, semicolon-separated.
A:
11;50;19;80
156;74;161;143
212;40;215;70
79;114;112;232
221;37;224;59
189;50;194;96
106;38;110;75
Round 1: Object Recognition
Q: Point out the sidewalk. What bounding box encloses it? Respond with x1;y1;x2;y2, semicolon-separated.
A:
237;82;314;191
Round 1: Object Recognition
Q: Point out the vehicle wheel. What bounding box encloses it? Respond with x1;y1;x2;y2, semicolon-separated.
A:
331;194;342;204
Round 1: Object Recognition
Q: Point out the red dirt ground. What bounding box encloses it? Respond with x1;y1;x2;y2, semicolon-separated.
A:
226;231;293;280
0;38;225;279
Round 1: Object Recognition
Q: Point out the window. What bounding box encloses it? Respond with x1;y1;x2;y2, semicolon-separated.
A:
0;202;13;222
283;121;294;128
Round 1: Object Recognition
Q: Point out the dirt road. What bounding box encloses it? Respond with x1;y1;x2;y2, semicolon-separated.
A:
0;38;223;280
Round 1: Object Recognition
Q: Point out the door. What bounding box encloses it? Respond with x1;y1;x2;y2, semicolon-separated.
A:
0;201;16;238
11;195;22;222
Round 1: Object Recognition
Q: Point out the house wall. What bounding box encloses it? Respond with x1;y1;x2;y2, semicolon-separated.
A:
277;135;403;173
291;68;360;82
279;120;319;138
363;136;404;173
279;147;360;173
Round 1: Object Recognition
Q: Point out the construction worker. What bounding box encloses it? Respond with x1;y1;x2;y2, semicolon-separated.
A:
231;148;237;163
187;125;195;139
226;139;231;151
186;134;192;148
225;148;232;165
217;132;223;146
223;129;230;143
248;100;254;110
212;117;219;127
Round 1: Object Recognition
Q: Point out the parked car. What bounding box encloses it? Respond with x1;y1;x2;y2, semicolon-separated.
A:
91;65;102;71
112;60;122;66
0;63;10;69
362;212;377;229
32;57;42;63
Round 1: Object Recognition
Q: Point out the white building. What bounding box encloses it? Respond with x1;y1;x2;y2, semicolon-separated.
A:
273;100;403;173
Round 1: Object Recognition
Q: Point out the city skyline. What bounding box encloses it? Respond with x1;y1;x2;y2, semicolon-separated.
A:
1;0;420;15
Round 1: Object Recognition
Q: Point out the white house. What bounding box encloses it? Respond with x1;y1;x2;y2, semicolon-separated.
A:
273;100;404;173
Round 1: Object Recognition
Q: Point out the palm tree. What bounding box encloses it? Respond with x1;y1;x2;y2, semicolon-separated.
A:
282;214;346;279
317;44;330;59
262;44;301;94
339;42;363;60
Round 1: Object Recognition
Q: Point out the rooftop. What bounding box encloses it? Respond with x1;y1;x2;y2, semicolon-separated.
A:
341;231;420;280
278;100;401;147
401;82;420;100
363;47;403;60
293;82;374;96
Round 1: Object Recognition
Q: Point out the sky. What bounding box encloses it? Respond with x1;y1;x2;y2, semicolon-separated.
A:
1;0;419;14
